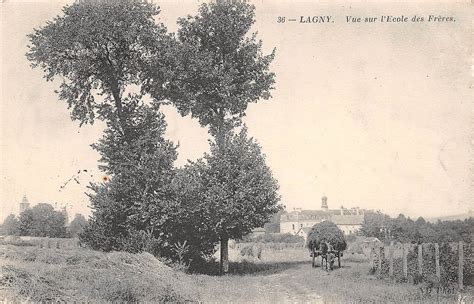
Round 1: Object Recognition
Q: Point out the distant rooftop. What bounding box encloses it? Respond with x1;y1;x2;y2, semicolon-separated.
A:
280;210;332;222
331;214;364;225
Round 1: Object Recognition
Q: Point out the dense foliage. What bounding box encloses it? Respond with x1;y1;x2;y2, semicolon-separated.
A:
156;1;277;273
199;128;281;241
263;211;284;233
156;1;276;138
1;214;19;235
361;211;473;244
306;221;347;252
172;128;282;266
26;0;171;133
67;214;88;237
79;103;180;258
27;0;280;273
14;204;67;238
1;208;89;239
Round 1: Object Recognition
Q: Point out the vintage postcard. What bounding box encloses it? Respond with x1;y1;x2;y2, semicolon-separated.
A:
1;0;472;302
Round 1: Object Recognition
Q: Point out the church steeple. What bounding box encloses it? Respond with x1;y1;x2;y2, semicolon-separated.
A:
20;195;30;213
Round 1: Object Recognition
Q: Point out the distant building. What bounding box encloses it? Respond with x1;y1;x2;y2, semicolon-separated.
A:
280;196;365;236
331;214;364;235
19;195;29;213
295;227;312;241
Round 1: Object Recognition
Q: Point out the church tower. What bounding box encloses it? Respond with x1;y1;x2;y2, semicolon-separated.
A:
321;196;328;211
19;195;29;213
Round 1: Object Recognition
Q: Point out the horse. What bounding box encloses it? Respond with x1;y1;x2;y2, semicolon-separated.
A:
319;242;336;271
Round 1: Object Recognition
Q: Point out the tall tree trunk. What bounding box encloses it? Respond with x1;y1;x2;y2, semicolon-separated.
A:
215;119;226;152
220;236;229;274
110;84;127;137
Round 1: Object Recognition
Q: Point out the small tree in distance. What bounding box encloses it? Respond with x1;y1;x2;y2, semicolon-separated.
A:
1;214;19;236
68;214;88;237
18;203;67;238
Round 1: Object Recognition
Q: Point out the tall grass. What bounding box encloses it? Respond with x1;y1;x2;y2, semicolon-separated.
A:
0;245;199;303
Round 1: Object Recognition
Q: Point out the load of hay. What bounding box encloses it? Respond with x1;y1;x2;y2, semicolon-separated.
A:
306;221;347;252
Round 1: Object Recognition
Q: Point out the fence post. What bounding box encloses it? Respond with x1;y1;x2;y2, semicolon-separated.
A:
435;243;440;281
458;241;464;290
377;246;382;277
370;247;375;269
418;244;423;276
403;243;408;279
389;242;394;278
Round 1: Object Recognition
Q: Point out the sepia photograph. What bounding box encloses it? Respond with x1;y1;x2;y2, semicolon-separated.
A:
0;0;473;302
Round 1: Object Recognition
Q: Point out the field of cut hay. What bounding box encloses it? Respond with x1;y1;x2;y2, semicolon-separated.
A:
0;244;199;303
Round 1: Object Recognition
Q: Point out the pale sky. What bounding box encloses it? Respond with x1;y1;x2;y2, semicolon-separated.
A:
1;0;472;222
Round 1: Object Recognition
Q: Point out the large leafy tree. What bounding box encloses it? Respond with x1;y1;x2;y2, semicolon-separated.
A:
177;128;281;272
26;1;184;258
203;128;281;239
18;203;67;237
151;1;275;142
361;211;391;240
150;1;276;273
26;0;171;136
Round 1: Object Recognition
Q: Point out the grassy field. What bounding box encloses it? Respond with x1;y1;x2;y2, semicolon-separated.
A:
0;240;472;303
0;244;198;303
196;248;473;303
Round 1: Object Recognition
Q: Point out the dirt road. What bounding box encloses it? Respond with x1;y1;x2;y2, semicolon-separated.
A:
193;250;470;303
195;260;341;303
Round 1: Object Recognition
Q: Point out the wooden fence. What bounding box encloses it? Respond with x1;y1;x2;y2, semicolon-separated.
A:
370;241;472;290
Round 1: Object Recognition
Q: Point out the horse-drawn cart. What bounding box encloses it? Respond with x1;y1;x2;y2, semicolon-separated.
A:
306;221;347;271
310;247;343;270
